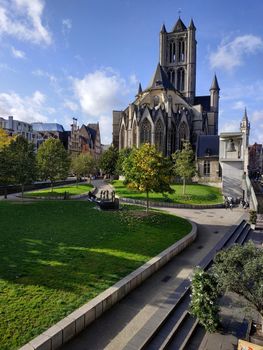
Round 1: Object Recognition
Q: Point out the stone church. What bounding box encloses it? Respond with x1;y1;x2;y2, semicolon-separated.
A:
112;17;220;156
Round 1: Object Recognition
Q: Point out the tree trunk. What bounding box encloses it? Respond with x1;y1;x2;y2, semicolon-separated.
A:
51;181;54;192
183;177;186;195
146;191;149;213
4;187;7;199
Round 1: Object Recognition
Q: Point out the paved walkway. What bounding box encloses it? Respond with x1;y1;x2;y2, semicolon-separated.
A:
62;203;247;350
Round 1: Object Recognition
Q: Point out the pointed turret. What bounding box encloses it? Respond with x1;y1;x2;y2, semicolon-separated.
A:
210;74;220;91
137;83;142;96
242;107;248;123
160;23;167;33
148;63;174;90
172;17;187;32
188;18;196;30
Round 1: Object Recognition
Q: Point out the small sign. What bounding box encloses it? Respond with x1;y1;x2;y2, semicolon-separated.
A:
238;339;263;350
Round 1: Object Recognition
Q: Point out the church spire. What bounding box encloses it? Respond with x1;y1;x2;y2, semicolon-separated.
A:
188;18;196;30
137;83;142;95
242;107;248;122
210;74;220;91
160;23;167;33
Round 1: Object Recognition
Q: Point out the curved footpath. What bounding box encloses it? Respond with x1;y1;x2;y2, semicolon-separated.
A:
61;181;247;350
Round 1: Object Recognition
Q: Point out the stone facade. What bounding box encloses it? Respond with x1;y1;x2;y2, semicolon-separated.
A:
219;110;250;198
248;143;263;176
196;135;220;182
113;17;220;156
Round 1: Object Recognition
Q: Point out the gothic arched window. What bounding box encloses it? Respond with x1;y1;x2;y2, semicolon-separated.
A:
169;41;176;63
140;118;151;145
177;68;185;91
120;126;125;149
155;119;164;153
171;123;176;153
168;71;175;86
178;40;185;62
179;122;188;149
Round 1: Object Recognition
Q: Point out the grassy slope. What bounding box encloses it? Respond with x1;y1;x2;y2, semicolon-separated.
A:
0;201;191;349
25;183;93;197
112;180;223;205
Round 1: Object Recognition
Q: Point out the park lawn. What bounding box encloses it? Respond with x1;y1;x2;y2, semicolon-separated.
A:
25;183;93;197
112;180;223;205
0;201;191;350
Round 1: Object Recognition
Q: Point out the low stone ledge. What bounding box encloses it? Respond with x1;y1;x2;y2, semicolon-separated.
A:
119;197;224;209
20;221;197;350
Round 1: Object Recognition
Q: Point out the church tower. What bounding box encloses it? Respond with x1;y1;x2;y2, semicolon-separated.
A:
240;108;250;148
159;17;196;104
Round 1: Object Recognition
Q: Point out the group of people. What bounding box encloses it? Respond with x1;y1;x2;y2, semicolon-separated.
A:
224;196;249;210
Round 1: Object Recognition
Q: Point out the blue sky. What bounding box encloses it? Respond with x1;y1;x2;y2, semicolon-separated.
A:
0;0;263;144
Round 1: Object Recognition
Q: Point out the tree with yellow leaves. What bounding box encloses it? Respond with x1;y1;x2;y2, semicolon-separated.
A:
123;143;173;212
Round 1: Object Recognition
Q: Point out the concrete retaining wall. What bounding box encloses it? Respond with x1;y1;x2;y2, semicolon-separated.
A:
120;197;224;209
20;222;197;350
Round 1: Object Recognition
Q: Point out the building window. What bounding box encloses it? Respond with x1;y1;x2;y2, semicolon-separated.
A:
177;68;185;91
204;160;210;176
171;124;176;153
169;41;176;63
178;40;185;62
140;118;151;145
155;119;164;153
179;122;188;149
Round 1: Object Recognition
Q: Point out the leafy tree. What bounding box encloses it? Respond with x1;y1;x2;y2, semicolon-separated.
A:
212;242;263;331
0;128;16;149
99;146;119;177
9;136;36;198
71;153;97;185
123;143;173;212
190;268;220;333
0;145;14;198
172;142;196;195
36;138;70;190
116;148;132;176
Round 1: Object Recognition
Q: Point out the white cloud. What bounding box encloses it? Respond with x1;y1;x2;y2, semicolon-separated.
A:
0;0;52;45
232;100;245;110
209;35;263;71
62;18;72;35
11;46;25;59
73;68;130;117
99;115;113;145
0;90;49;122
32;69;57;84
219;120;239;133
252;110;263;122
64;100;78;112
73;68;135;144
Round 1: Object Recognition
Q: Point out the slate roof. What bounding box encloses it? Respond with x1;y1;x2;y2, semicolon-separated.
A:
210;75;220;91
32;123;65;132
148;63;174;90
172;18;187;32
196;135;219;158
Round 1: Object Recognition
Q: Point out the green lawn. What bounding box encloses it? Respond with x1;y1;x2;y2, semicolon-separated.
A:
0;201;191;350
25;183;93;198
112;180;223;205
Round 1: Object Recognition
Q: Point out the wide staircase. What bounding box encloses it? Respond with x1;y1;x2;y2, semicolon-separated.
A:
125;220;252;350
